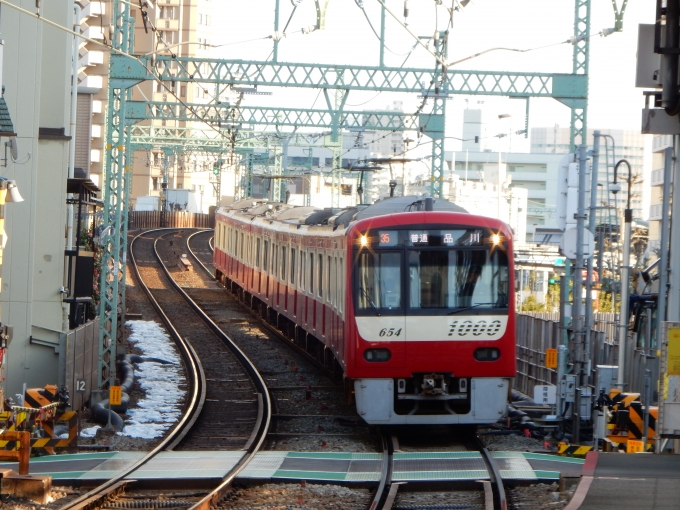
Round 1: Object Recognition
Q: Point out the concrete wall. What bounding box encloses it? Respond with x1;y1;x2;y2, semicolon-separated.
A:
1;0;72;396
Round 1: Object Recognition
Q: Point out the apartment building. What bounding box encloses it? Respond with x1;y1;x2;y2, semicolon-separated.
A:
77;0;218;210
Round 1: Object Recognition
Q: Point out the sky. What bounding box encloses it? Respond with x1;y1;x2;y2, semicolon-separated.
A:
210;1;656;207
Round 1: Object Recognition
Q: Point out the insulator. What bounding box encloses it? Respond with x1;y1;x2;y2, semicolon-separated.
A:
271;30;284;41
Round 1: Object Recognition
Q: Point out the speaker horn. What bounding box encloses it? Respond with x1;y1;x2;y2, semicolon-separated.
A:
6;180;23;203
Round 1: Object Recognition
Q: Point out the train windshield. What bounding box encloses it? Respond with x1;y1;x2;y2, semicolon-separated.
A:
408;249;509;311
354;228;510;316
356;252;402;312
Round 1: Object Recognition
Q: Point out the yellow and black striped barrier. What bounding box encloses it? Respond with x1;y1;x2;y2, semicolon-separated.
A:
0;408;77;454
557;442;593;456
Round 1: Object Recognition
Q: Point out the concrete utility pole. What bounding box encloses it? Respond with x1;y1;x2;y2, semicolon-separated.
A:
573;145;589;383
572;144;589;442
668;136;680;322
585;133;601;386
657;147;673;327
613;159;633;387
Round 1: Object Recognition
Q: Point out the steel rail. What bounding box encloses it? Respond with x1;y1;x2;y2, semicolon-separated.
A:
186;230;215;279
186;231;333;378
476;435;508;510
154;230;272;510
59;229;206;510
369;431;395;510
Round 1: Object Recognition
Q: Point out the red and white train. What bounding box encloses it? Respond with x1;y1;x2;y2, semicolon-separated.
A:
213;196;515;425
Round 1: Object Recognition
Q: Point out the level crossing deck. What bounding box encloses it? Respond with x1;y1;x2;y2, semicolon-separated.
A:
0;450;579;485
566;452;680;510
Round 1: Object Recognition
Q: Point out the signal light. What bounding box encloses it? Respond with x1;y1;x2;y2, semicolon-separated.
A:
555;257;565;266
549;278;558;285
213;164;220;175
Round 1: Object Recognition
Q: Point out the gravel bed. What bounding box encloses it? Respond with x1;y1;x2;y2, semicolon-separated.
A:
218;484;372;509
507;482;576;509
479;428;548;452
394;489;485;509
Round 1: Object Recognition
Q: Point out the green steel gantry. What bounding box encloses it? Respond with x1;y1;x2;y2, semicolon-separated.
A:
98;0;592;389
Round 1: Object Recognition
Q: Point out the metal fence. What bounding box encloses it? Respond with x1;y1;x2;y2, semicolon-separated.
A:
516;313;657;399
515;314;612;398
524;312;618;343
63;318;100;412
129;211;214;229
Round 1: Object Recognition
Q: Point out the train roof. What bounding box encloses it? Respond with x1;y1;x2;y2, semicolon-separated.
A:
218;195;469;230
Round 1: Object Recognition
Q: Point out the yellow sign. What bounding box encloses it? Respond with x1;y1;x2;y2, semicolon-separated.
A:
546;348;558;369
109;386;122;406
668;328;680;376
627;440;644;454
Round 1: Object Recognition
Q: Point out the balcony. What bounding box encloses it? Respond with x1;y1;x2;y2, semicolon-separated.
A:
651;168;664;187
81;1;105;19
649;203;664;221
81;25;103;40
78;50;104;68
159;19;179;31
78;75;103;94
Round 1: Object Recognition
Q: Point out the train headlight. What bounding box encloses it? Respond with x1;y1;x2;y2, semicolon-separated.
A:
492;234;501;245
364;348;391;362
474;347;500;361
360;235;368;247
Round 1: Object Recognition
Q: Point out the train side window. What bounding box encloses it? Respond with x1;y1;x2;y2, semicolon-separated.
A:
255;238;261;268
339;257;344;313
281;246;287;281
263;239;269;272
273;244;278;277
331;257;336;306
309;252;315;295
239;232;244;260
234;231;239;259
327;255;332;302
290;248;297;285
300;250;306;290
318;254;323;297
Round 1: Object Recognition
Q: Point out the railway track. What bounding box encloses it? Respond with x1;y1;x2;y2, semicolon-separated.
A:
187;229;508;510
61;228;509;509
59;229;271;510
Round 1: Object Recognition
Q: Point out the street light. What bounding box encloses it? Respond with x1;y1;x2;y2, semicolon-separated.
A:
612;159;632;387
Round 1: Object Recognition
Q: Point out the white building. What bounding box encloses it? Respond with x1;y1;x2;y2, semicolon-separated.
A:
531;127;646;221
447;150;564;242
1;0;75;396
648;135;672;259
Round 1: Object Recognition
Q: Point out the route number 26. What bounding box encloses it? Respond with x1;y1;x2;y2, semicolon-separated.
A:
379;328;402;337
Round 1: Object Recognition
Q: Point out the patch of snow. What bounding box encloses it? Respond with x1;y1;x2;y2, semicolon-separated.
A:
80;426;100;438
119;320;186;439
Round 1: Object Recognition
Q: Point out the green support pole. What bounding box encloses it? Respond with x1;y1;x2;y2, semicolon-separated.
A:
429;31;448;198
273;0;280;63
379;2;386;67
97;0;139;390
272;148;283;203
569;0;590;151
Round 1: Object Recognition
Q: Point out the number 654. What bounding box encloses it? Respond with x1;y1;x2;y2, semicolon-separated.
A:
379;328;402;337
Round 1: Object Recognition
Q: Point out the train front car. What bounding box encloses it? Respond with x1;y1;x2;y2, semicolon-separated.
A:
346;209;515;425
